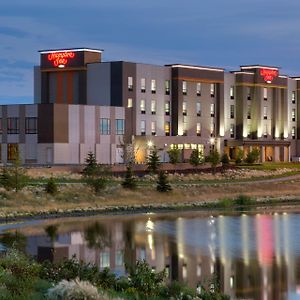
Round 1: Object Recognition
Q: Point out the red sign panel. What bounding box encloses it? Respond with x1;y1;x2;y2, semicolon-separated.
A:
47;51;76;68
260;69;278;83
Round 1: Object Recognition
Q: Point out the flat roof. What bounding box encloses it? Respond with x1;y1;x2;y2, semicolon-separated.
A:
39;48;103;54
165;64;224;72
240;65;279;70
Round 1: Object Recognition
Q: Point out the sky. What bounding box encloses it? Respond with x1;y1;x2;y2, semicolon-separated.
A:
1;0;300;104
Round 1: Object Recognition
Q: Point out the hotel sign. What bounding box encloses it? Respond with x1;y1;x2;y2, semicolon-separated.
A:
47;51;76;68
260;69;278;83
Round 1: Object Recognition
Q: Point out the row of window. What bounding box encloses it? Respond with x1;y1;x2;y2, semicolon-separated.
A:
182;82;216;97
100;119;125;135
0;117;37;134
128;77;170;95
246;125;296;139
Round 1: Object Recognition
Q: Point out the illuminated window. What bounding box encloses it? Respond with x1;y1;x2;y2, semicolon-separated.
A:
182;264;187;280
263;106;267;119
151;121;156;136
230;86;234;99
141;78;146;92
247;87;251;100
210;84;215;97
151;79;156;93
128;76;133;91
7;118;19;134
165;121;170;136
247;124;251;137
196;123;201;136
182;102;187;116
197;264;202;277
127;98;133;108
115;250;123;266
141;120;146;135
165;80;170;95
25;117;37;134
292;91;296;104
230;124;235;138
210;123;215;137
100;252;110;268
292;108;296;122
210;104;215;117
165;101;170;116
263;124;268;138
196;102;201;117
230;276;234;288
182;81;187;95
7;144;18;161
115;119;125;135
151;100;156;115
196;83;201;96
230;105;234;119
247;105;251;119
263;87;267;100
140;99;146;114
100;118;110;135
183;116;187;136
292;127;296;139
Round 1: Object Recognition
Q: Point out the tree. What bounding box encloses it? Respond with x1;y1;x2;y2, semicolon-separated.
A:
82;151;98;177
122;164;137;189
189;149;203;167
156;171;172;192
245;148;260;164
0;150;29;192
167;148;181;165
207;150;220;175
235;149;244;165
146;148;160;173
45;177;58;195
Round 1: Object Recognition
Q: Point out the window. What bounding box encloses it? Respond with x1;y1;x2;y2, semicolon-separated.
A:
292;91;296;104
151;79;156;93
196;83;201;96
230;86;234;99
230;124;234;138
165;101;170;116
230;105;234;119
196;123;201;136
115;251;123;267
165;121;170;136
141;120;146;135
151;121;156;136
247;87;251;100
7;118;19;134
128;76;133;91
210;103;215;117
210;84;215;97
292;108;296;122
247;105;251;119
141;78;146;92
183;116;187;136
292;126;296;139
25;117;37;134
115;119;125;135
7;144;18;161
210;123;215;137
127;98;133;108
100;252;110;269
196;102;201;116
151;100;156;115
140;99;146;114
263;106;267;119
165;80;170;95
182;102;187;116
100;118;110;135
263;124;268;138
182;81;187;95
247;124;251;138
263;87;267;100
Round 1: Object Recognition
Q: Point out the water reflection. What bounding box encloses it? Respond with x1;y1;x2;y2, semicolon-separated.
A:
2;212;300;299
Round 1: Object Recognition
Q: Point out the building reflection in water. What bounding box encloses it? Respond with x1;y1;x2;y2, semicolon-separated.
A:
5;212;300;299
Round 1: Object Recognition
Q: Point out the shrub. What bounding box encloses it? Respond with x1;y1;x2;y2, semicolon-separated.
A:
245;148;260;164
146;148;160;173
121;164;137;189
235;149;243;165
156;171;172;193
221;153;230;166
45;177;58;195
86;177;107;194
218;198;234;208
167;148;181;165
234;195;254;206
207;150;220;175
47;278;100;300
160;281;196;299
189;149;203;167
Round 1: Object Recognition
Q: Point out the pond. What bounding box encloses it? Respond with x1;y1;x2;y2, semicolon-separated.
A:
0;210;300;300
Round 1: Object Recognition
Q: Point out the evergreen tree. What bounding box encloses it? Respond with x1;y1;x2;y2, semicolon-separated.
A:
235;149;244;165
207;150;220;175
156;171;172;192
45;177;58;195
189;149;203;167
122;164;137;189
146;148;160;173
82;151;98;177
167;148;181;165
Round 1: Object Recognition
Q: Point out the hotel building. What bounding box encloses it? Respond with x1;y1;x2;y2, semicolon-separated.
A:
0;47;300;164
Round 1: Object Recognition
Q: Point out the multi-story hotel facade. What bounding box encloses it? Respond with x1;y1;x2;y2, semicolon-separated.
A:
1;47;300;164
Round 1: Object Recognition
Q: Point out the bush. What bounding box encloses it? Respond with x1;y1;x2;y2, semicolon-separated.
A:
45;177;58;195
160;281;196;299
245;148;260;164
189;149;203;167
234;195;254;206
0;164;29;192
121;164;137;189
167;148;181;165
207;150;220;175
235;149;243;165
86;177;107;194
156;171;172;193
218;198;234;208
221;153;230;166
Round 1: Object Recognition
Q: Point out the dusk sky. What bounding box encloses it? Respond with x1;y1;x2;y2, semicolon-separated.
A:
1;0;300;104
